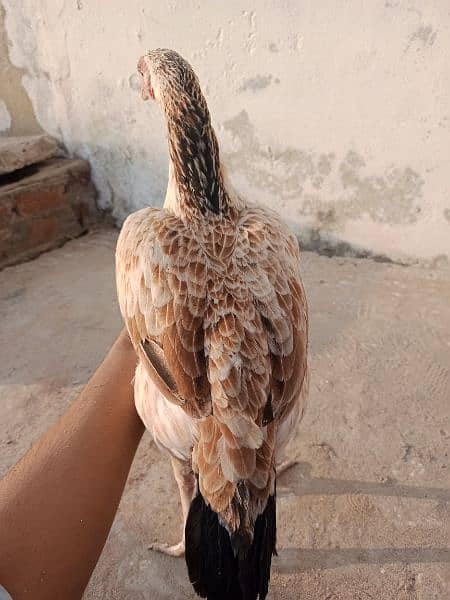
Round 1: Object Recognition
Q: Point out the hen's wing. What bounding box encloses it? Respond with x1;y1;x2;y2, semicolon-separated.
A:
115;207;211;418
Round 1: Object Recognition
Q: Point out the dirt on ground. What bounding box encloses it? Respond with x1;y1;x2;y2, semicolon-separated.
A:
1;228;449;600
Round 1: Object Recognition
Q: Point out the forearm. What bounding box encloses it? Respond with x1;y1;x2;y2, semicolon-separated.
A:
0;330;143;600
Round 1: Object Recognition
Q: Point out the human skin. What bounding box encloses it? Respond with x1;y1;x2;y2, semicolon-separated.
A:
0;329;143;600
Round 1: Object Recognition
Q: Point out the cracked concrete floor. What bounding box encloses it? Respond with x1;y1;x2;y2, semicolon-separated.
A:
1;228;450;600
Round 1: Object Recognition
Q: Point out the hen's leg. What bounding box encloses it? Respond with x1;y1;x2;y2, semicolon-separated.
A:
149;456;195;557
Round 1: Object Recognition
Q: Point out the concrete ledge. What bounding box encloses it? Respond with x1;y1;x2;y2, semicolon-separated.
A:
0;135;59;175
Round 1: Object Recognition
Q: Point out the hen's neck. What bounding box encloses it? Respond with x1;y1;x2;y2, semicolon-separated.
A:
163;91;231;219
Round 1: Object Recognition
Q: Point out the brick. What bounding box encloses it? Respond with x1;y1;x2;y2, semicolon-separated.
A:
29;216;59;247
0;202;12;228
0;226;12;249
15;185;65;217
0;219;30;257
0;157;98;269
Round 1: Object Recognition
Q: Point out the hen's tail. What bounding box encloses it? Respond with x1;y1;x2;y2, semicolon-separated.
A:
185;485;276;600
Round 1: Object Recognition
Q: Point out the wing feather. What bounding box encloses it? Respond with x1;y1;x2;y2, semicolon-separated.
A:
116;207;211;417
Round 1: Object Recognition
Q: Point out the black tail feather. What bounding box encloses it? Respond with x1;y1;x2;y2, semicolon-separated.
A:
185;491;276;600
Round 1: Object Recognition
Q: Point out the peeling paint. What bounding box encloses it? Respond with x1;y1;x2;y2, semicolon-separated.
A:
239;74;273;92
293;34;303;52
242;9;257;55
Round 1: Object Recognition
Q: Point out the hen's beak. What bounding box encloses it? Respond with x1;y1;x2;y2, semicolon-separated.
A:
140;73;154;101
137;56;155;101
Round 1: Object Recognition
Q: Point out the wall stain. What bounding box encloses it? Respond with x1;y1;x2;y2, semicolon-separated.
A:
444;208;450;223
405;24;437;53
384;1;422;17
338;150;424;224
429;254;449;269
295;226;408;265
223;110;424;226
239;74;273;92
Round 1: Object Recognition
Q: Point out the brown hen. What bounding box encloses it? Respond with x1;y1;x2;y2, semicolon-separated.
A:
116;49;308;600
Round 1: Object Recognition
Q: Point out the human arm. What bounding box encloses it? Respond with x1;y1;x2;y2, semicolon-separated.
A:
0;329;143;600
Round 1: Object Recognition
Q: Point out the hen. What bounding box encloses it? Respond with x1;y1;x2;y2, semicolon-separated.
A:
116;49;308;600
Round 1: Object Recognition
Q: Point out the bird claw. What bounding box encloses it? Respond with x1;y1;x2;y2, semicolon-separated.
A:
149;540;185;557
276;458;298;477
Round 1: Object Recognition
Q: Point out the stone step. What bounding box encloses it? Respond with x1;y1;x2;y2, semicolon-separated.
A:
0;157;98;269
0;135;60;175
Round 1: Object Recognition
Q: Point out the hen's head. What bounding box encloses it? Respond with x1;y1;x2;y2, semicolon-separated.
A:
137;49;201;107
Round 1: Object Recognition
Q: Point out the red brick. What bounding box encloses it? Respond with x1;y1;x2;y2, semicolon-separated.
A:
15;185;65;217
29;216;59;246
0;227;12;254
0;203;12;228
0;158;98;269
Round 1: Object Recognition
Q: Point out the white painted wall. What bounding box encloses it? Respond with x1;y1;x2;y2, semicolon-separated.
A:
2;0;450;262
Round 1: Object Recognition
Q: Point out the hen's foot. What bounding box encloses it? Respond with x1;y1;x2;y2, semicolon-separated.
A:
277;458;298;477
149;540;185;557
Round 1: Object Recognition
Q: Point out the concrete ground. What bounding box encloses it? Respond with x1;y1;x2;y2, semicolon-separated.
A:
1;228;449;600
